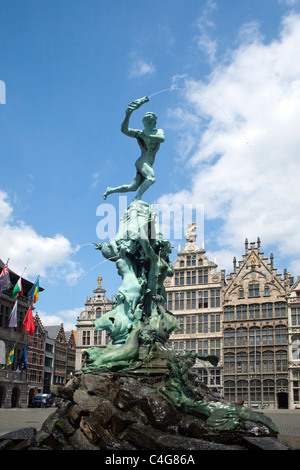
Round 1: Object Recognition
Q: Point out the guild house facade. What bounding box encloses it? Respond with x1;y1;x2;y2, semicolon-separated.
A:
75;277;113;370
165;224;225;399
222;238;290;408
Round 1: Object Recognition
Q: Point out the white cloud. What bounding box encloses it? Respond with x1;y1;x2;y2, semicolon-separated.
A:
161;13;300;275
278;0;298;6
38;307;83;331
0;190;83;284
129;58;156;78
194;0;218;63
236;20;265;45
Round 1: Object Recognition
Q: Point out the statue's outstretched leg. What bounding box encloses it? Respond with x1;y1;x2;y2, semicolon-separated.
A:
103;173;142;200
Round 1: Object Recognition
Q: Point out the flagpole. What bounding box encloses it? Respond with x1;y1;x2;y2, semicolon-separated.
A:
20;267;27;278
29;275;40;305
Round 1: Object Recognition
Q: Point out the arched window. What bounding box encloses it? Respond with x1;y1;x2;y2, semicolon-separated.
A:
249;304;260;319
224;306;234;321
224;380;235;402
262;326;273;345
263;379;275;404
263;350;274;372
250;379;261;405
236;327;247;346
237;380;248;403
276;350;287;372
236;304;247;320
249;351;261;373
249;326;261;345
96;308;102;319
262;303;273;318
237;352;248;373
224;353;235;373
275;325;287;345
274;302;286;317
224;328;235;347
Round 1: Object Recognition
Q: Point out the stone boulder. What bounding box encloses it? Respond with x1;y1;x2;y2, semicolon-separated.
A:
0;371;296;451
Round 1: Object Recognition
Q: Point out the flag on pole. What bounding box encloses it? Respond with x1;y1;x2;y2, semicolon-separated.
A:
23;305;35;336
6;344;16;366
17;345;27;371
29;277;39;303
0;263;11;293
11;277;23;298
6;300;18;328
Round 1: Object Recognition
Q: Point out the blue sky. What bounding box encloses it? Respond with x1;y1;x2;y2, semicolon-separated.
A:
1;0;300;330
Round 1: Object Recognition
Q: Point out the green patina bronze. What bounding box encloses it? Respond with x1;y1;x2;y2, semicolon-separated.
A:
82;96;278;434
84;199;178;372
103;96;164;202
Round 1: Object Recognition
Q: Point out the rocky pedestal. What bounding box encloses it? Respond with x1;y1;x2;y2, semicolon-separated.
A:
0;372;295;451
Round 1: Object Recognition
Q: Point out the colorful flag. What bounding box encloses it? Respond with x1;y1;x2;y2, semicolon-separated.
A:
29;277;39;303
23;305;35;336
6;345;15;366
6;300;18;328
0;263;11;293
11;277;23;298
17;345;27;371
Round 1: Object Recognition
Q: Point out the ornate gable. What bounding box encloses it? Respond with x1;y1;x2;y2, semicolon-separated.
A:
224;238;287;303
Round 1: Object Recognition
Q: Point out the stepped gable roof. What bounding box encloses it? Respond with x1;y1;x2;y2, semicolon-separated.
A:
34;313;47;335
45;324;65;340
65;330;75;343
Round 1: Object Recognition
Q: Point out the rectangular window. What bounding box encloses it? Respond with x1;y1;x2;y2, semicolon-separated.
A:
186;316;191;334
262;303;273;318
236;305;247;320
249;283;259;297
275;302;286;317
198;270;208;284
198;339;208;355
186;292;191;309
94;331;102;345
167;292;173;311
82;331;90;346
292;308;300;326
210;313;220;332
249;304;260;319
178;316;184;334
210;289;220;308
174;292;184;311
224;306;234;321
199;290;208;308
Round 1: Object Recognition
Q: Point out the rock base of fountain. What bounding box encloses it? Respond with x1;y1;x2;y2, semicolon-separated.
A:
0;372;295;451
